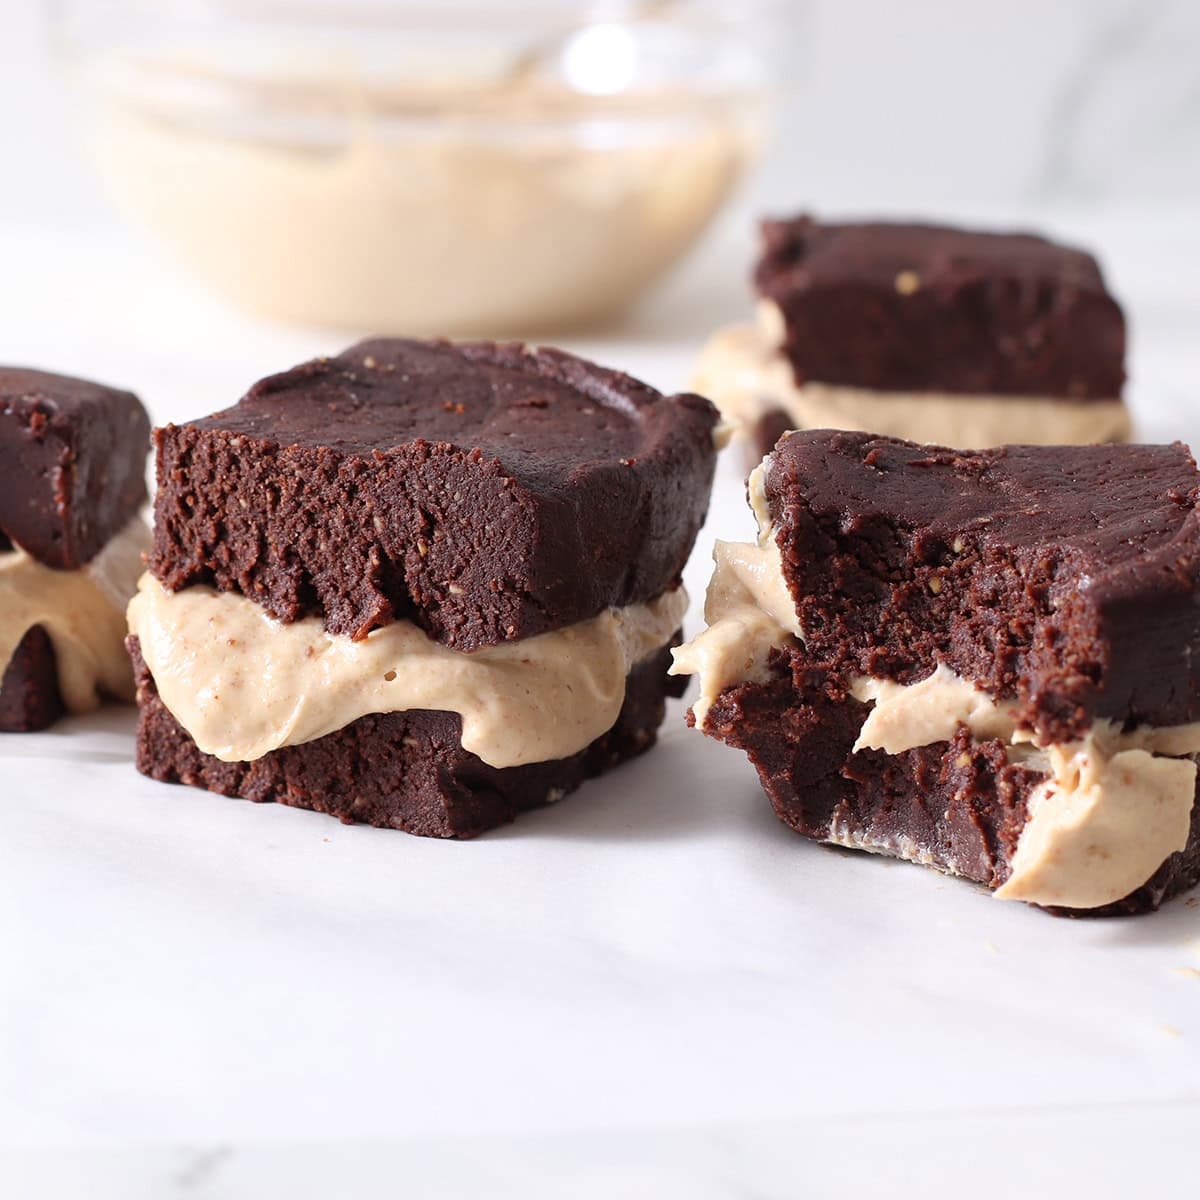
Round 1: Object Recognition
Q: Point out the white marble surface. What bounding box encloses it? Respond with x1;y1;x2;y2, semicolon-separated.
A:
6;1108;1200;1199
1;8;1198;1195
0;209;1199;1198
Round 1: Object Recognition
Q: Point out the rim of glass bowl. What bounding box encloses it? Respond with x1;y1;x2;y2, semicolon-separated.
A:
49;0;784;148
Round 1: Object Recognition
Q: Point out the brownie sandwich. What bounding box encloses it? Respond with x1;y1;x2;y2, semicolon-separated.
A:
127;338;718;836
693;216;1130;459
0;368;151;731
673;429;1200;915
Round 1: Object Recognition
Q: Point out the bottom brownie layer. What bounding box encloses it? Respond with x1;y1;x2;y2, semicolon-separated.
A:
702;656;1200;916
0;626;64;732
130;636;683;838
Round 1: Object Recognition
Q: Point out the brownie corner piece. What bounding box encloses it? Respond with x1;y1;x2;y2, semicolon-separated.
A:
0;366;150;569
753;215;1125;398
0;366;150;731
0;627;64;732
676;429;1200;915
150;337;718;647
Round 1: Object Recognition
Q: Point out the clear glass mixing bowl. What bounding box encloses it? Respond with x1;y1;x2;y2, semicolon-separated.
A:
52;0;779;336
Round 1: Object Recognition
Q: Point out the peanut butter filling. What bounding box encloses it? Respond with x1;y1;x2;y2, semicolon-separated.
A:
852;665;1200;908
996;746;1195;908
128;577;687;769
668;462;801;725
0;518;150;713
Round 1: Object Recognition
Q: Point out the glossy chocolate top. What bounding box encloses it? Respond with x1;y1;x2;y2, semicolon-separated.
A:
755;216;1125;398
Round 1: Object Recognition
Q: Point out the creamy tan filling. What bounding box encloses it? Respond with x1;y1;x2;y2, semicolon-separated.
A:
691;303;1131;448
995;746;1196;908
92;97;754;335
854;666;1200;908
668;462;801;725
673;495;1197;909
852;670;1200;908
0;518;149;712
852;665;1200;761
127;576;687;769
851;665;1020;754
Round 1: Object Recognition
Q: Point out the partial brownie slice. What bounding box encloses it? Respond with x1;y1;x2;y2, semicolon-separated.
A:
755;217;1125;398
0;367;150;569
703;667;1200;917
0;367;151;732
674;430;1200;914
0;627;64;732
692;216;1130;461
151;338;718;647
765;430;1200;743
131;637;683;838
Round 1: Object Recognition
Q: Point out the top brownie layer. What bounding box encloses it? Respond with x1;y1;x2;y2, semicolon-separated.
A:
754;217;1125;398
0;367;150;568
151;338;718;648
764;430;1200;743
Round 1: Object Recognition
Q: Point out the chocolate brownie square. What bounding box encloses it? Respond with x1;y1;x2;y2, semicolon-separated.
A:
0;367;150;731
0;367;149;569
674;430;1200;914
151;338;716;646
692;216;1130;457
131;338;718;835
756;217;1124;398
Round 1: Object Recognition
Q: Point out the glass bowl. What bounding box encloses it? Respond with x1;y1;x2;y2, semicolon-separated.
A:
52;0;778;335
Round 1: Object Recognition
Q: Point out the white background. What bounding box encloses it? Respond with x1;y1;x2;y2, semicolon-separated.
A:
4;0;1200;227
2;3;1200;1198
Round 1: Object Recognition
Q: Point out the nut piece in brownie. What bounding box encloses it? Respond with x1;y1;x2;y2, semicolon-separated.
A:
0;368;151;731
130;338;718;836
692;215;1130;460
673;429;1200;915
